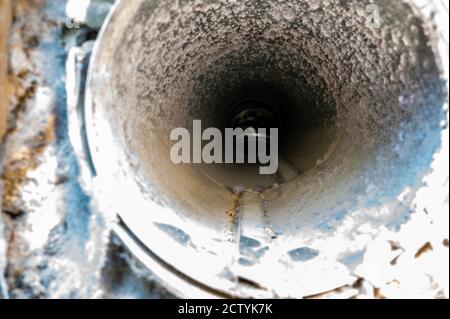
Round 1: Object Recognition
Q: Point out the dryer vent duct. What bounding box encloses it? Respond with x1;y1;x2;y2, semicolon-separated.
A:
85;0;448;298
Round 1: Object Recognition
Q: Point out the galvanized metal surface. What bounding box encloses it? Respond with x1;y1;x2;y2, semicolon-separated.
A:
85;0;449;298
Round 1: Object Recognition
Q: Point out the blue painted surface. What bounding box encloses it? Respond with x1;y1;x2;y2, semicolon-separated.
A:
288;247;319;262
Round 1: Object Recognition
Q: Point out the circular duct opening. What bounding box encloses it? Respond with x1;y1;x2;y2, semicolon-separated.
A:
86;0;447;296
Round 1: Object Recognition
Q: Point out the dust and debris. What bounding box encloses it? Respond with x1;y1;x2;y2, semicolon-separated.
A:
390;255;401;266
226;188;243;223
373;287;386;299
2;114;55;216
415;242;434;258
388;240;403;251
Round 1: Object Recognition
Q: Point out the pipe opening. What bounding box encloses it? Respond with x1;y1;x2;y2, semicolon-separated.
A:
196;69;338;189
90;0;445;229
86;0;447;296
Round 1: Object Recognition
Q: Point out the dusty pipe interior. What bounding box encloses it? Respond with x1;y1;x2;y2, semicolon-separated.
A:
86;0;447;297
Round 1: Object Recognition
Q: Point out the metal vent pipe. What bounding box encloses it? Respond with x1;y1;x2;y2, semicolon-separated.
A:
84;0;448;298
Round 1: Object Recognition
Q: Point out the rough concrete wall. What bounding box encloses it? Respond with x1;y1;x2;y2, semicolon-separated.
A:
0;0;12;139
0;0;12;299
0;0;174;299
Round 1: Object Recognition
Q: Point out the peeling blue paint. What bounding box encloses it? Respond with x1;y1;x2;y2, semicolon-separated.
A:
154;223;193;247
288;247;319;262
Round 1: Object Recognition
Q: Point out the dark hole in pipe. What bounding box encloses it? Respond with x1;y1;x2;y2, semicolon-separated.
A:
199;80;337;190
